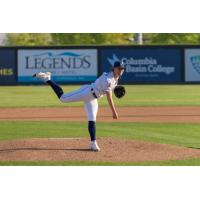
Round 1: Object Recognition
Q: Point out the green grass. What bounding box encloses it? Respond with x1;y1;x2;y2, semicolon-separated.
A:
1;158;200;166
1;121;200;148
1;85;200;107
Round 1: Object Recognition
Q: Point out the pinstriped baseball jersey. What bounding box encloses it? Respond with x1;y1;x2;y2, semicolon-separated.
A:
91;72;118;98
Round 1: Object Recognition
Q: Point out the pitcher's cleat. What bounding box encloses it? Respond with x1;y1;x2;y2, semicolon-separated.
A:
33;72;51;82
90;140;100;152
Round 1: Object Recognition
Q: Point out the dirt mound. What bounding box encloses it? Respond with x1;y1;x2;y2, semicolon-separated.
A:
0;137;200;163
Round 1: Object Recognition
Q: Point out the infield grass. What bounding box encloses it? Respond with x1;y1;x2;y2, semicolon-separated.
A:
1;85;200;107
1;158;200;166
0;121;200;148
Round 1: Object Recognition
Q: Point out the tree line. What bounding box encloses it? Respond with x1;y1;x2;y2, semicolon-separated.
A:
5;33;200;45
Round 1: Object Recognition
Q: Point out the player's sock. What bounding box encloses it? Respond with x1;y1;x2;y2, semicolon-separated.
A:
88;121;96;141
46;80;64;99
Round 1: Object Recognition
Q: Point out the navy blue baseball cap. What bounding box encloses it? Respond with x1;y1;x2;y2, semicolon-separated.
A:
113;61;125;68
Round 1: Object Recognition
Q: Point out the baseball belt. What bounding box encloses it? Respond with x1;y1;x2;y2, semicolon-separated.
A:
91;88;98;99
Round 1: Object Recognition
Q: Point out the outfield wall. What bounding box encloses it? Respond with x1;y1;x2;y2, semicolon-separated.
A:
0;48;17;85
0;45;200;85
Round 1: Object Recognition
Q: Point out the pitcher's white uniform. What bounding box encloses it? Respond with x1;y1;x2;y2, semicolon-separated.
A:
59;72;118;121
33;60;125;151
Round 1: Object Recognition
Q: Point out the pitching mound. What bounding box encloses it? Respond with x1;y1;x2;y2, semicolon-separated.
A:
0;137;200;163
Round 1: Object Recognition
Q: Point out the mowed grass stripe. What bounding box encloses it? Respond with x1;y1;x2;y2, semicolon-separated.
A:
1;85;200;107
0;121;200;148
1;158;200;166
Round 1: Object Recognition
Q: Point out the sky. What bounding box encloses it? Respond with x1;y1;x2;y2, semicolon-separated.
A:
0;33;6;45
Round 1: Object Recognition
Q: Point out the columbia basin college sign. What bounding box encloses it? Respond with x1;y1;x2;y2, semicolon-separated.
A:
100;48;181;83
18;49;98;83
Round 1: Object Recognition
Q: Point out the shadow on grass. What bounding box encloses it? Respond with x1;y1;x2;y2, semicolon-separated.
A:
188;147;200;150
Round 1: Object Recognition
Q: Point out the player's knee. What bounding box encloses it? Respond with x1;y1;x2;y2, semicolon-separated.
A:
87;115;96;121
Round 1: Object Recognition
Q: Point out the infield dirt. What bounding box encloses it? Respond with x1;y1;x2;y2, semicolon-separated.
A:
0;137;200;162
0;106;200;123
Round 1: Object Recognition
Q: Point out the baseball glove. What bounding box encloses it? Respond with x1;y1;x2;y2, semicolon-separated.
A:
114;85;126;98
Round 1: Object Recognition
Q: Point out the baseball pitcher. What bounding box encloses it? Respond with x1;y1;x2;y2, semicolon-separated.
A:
33;61;125;151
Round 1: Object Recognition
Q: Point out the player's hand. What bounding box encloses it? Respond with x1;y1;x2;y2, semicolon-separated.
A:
113;111;118;119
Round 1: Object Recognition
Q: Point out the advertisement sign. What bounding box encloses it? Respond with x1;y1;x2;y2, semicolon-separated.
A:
18;49;98;83
0;49;16;85
185;49;200;82
100;48;181;83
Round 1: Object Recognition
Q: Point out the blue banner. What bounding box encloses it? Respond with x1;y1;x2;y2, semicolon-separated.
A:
100;48;181;83
0;49;16;85
18;75;97;83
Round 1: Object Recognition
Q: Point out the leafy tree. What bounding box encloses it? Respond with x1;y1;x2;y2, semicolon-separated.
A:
5;33;52;45
5;33;200;46
143;33;200;44
50;33;133;45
